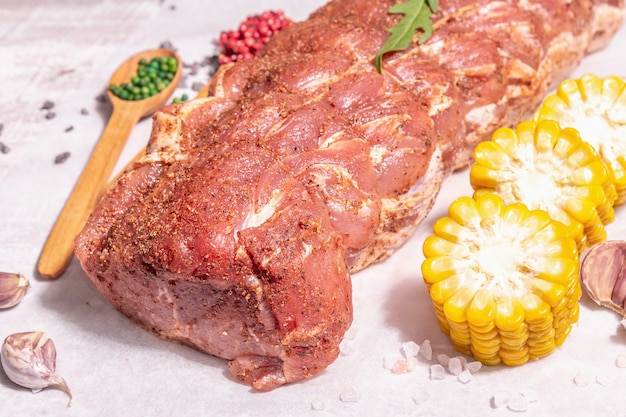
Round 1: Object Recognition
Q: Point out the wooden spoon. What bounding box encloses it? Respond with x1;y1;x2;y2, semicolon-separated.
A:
37;48;182;279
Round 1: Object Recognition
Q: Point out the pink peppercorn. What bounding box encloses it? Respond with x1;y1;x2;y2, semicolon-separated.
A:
218;10;292;64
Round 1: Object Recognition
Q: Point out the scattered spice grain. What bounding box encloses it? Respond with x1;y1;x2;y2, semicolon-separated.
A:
191;81;205;92
54;152;71;164
40;100;54;110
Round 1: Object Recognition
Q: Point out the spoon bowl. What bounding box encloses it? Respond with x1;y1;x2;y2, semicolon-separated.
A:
38;48;182;279
107;48;182;117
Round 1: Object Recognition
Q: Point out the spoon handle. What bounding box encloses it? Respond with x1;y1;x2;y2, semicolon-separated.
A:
37;105;143;279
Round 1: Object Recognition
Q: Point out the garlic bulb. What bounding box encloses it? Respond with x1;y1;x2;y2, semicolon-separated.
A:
0;272;29;308
580;240;626;317
1;331;73;405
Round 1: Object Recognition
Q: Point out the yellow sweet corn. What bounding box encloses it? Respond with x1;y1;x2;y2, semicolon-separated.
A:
421;193;581;366
533;73;626;205
469;119;616;252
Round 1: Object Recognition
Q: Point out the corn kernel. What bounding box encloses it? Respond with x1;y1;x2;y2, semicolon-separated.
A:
429;285;460;312
448;196;482;226
444;286;477;323
433;217;466;243
520;294;551;322
421;257;458;284
500;348;530;366
466;288;496;327
470;327;499;342
423;235;465;258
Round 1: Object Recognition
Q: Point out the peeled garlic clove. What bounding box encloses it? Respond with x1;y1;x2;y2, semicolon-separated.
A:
580;240;626;317
0;272;29;308
1;331;73;405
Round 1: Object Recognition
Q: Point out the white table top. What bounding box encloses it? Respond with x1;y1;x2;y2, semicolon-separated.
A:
1;1;626;416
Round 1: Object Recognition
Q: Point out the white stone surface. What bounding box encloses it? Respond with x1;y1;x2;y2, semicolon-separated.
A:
1;2;626;416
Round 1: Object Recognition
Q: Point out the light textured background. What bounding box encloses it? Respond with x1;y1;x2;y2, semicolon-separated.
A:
1;1;626;416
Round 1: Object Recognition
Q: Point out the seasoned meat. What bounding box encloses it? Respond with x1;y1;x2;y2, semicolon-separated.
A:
75;0;625;391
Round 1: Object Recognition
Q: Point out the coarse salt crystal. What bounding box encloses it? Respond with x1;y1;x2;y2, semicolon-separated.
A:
573;372;590;387
457;369;472;384
311;399;325;410
340;387;361;403
430;364;445;380
615;354;626;368
507;394;528;412
437;353;450;366
419;340;433;361
401;341;420;358
392;359;408;374
412;390;430;405
448;357;463;376
406;356;419;372
457;356;468;367
464;361;482;374
491;391;512;409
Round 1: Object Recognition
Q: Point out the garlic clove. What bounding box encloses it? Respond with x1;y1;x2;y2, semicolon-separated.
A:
0;272;29;309
580;240;626;317
1;331;73;406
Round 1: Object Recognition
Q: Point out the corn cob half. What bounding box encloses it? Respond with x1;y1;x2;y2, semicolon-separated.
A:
421;193;581;366
533;73;626;205
469;119;616;252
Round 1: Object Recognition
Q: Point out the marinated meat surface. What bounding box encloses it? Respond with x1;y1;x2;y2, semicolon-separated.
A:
75;0;625;391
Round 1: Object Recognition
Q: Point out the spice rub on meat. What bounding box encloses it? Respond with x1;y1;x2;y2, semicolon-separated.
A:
75;0;625;391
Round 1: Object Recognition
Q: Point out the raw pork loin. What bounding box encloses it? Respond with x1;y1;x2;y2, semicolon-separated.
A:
75;0;625;390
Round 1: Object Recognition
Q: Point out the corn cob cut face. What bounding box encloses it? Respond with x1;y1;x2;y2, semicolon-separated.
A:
470;119;615;251
533;73;626;205
421;194;581;366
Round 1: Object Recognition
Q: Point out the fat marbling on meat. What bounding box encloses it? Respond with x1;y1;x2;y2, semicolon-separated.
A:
75;0;625;391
